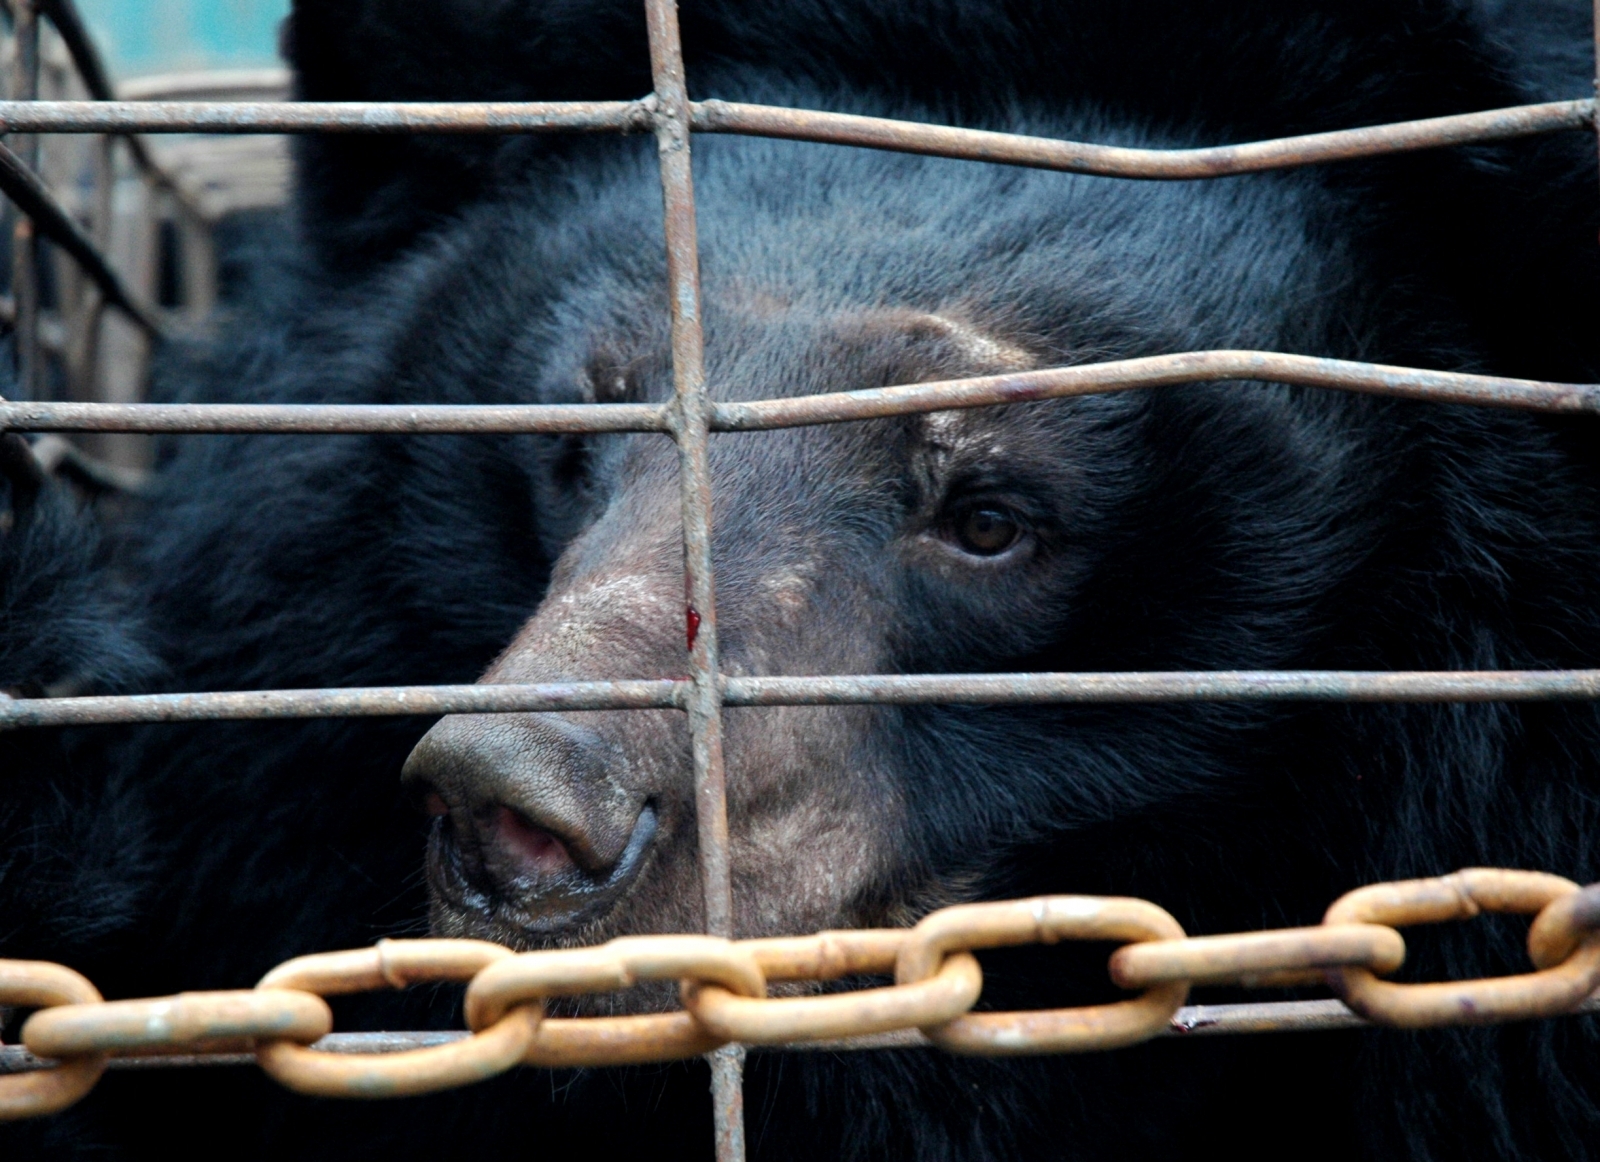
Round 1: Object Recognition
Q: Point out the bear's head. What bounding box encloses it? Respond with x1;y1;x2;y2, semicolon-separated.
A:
278;0;1600;1011
389;140;1478;980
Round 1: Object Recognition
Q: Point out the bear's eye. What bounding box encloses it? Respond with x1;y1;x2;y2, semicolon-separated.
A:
946;506;1026;557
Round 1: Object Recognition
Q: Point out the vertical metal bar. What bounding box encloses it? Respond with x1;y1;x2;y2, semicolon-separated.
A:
68;129;110;402
1594;0;1600;216
641;2;745;1160
9;0;38;398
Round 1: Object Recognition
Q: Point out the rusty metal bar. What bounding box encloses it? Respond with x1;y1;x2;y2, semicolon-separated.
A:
4;990;1598;1076
0;138;162;337
647;0;733;943
0;78;639;330
0;98;1584;181
9;671;1600;731
0;1032;471;1074
642;1;744;1157
0;399;669;432
0;1014;1404;1073
0;681;685;729
712;351;1600;430
8;0;38;397
722;670;1600;706
692;99;1597;179
1;353;1594;435
0;99;654;135
1169;986;1600;1036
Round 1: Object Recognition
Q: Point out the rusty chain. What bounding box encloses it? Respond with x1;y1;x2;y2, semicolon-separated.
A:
3;868;1599;1120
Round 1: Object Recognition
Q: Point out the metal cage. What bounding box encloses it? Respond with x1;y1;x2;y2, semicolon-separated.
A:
2;2;1600;1158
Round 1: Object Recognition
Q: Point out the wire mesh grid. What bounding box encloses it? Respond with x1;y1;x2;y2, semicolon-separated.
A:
2;1;1600;1157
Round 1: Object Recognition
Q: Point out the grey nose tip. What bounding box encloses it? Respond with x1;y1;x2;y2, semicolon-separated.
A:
402;711;642;873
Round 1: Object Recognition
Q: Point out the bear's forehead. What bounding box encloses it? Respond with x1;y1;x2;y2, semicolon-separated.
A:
516;133;1334;384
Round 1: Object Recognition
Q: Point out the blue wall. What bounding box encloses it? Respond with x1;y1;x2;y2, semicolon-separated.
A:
76;0;288;80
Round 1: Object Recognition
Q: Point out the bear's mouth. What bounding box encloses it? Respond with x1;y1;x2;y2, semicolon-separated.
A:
425;798;658;939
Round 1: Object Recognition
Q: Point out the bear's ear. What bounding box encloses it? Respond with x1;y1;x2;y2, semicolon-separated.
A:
285;0;651;268
0;434;43;539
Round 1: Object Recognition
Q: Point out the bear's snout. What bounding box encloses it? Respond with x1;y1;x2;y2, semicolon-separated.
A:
403;712;658;937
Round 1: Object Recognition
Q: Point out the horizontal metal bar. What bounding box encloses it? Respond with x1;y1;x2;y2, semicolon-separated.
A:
0;100;653;135
0;98;1586;182
711;351;1600;430
0;1032;469;1074
0;139;163;338
3;990;1597;1074
693;99;1597;178
747;1002;1370;1048
1165;999;1367;1037
776;990;1584;1042
722;670;1600;705
0;401;670;433
7;671;1600;730
1;353;1594;435
0;681;686;729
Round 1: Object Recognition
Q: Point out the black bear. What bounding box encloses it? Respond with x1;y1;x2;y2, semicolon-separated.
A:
3;1;1600;1158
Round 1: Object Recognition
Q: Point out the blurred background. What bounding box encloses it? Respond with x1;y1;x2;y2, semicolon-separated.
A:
3;0;292;485
79;0;286;77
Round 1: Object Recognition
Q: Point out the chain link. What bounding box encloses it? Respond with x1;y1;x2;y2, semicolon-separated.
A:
1110;923;1405;989
0;961;105;1120
897;895;1189;1054
3;868;1598;1119
254;939;539;1098
468;935;759;1068
685;931;982;1044
1324;869;1600;1027
24;989;332;1058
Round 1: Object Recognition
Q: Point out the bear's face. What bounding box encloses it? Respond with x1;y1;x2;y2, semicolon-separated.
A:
404;303;1107;951
399;133;1412;993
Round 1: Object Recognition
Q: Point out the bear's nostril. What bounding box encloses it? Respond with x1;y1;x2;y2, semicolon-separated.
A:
492;805;576;877
405;777;453;820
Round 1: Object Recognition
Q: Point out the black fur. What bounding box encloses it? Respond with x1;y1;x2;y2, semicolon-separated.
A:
2;2;1600;1158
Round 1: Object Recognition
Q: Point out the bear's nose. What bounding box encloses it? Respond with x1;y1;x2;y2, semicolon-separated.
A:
402;712;645;879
